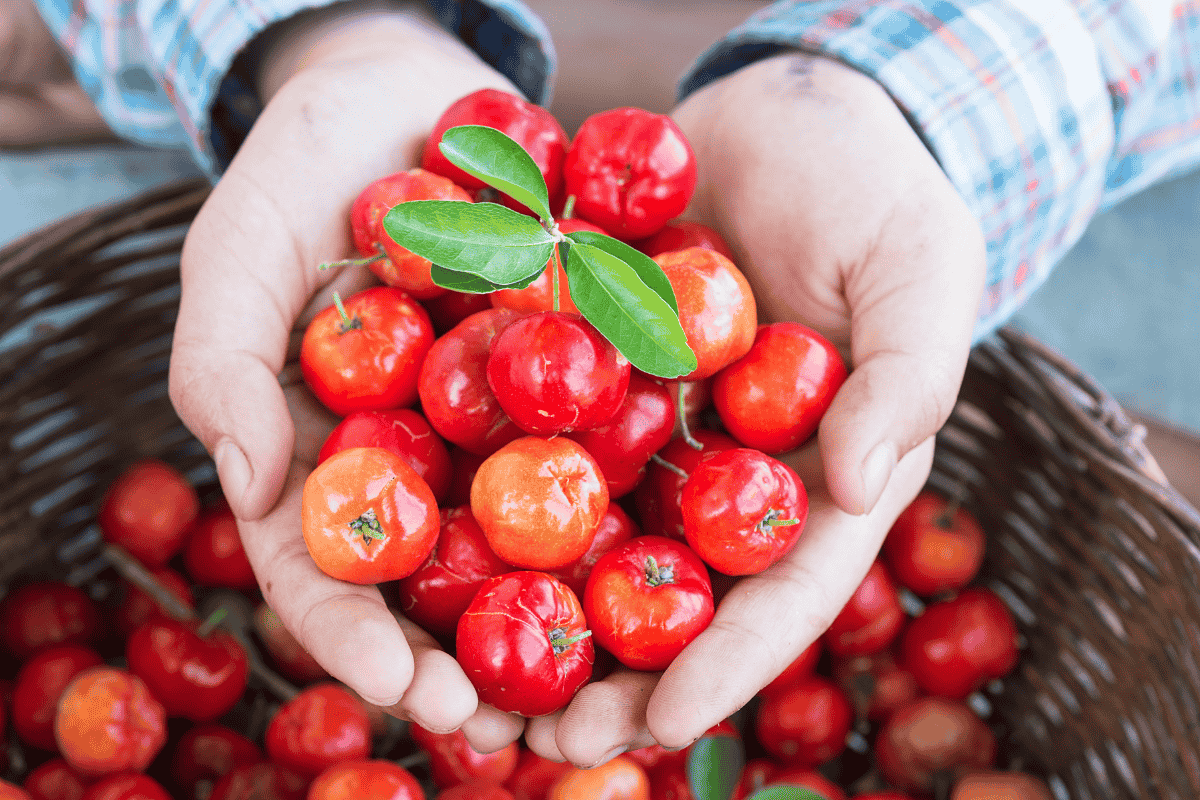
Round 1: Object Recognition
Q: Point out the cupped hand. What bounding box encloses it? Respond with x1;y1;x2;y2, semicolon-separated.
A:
167;2;524;747
526;51;986;764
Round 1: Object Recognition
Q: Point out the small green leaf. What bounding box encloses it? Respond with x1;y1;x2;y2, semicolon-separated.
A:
429;264;543;294
564;243;697;378
747;788;831;800
565;229;679;314
686;735;745;800
440;125;552;221
384;201;555;284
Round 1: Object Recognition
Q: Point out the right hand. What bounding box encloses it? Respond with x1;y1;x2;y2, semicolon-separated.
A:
168;2;525;749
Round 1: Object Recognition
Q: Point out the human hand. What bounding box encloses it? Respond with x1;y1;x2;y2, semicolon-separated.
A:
523;52;986;764
0;0;111;146
167;1;525;748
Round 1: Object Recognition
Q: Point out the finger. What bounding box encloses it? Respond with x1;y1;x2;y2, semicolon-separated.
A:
0;85;111;146
645;438;935;748
382;612;479;733
458;704;526;755
545;670;661;768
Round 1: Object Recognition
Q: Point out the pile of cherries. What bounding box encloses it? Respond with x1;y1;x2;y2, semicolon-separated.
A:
0;87;1052;800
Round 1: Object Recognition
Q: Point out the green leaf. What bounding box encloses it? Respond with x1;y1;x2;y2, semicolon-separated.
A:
429;263;543;294
565;229;679;314
440;125;552;221
383;201;555;284
564;242;697;378
686;735;745;800
747;788;831;800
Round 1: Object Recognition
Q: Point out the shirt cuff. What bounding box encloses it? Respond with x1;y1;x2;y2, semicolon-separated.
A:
679;0;1116;342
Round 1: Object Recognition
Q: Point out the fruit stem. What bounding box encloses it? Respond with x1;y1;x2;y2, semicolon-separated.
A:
758;508;801;535
102;543;196;622
676;387;703;450
318;246;386;272
332;291;362;334
935;488;966;529
561;194;577;220
650;453;688;480
549;629;593;652
349;508;385;544
644;555;676;586
197;606;229;638
551;239;565;313
765;516;800;527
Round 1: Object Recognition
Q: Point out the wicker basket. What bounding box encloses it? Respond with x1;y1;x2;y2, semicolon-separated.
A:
3;179;1200;799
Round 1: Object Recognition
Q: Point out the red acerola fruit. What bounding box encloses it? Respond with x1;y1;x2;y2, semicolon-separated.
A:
55;667;167;778
318;408;453;505
183;503;257;593
171;723;263;791
307;759;425;800
98;459;199;568
874;697;997;794
125;617;249;722
1;583;101;659
823;560;905;658
900;588;1019;699
264;684;372;778
409;724;518;789
883;491;986;597
12;644;105;751
754;676;852;768
633;430;738;542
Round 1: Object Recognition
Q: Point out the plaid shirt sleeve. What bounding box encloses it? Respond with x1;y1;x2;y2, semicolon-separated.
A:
32;0;555;177
679;0;1200;341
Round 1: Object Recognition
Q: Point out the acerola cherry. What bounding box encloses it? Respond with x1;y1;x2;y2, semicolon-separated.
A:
504;749;574;800
78;773;170;800
171;724;263;792
253;603;328;683
823;560;905;657
633;430;738;541
396;506;511;638
21;758;89;800
12;644;104;751
301;447;440;584
183;504;257;593
547;502;640;597
318;408;453;505
437;783;516;800
0;582;102;660
418;307;525;456
55;667;167;777
563;107;696;240
490;219;606;315
125;616;249;722
874;697;997;794
409;724;518;789
760;639;822;700
471;436;608;570
208;763;307;800
951;771;1052;800
883;492;986;597
583;536;714;671
546;755;649;800
487;311;630;436
712;322;847;454
307;759;425;800
98;459;199;568
634;220;734;260
300;286;435;416
900;588;1019;699
265;684;372;778
456;572;593;717
681;448;809;576
0;781;31;800
116;567;194;637
652;248;755;381
349;168;472;298
423;290;494;336
831;647;921;722
753;676;852;768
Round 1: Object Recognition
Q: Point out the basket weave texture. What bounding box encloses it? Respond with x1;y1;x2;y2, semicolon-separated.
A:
3;179;1200;799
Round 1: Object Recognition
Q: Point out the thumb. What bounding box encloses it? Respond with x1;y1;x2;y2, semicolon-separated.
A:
820;186;986;516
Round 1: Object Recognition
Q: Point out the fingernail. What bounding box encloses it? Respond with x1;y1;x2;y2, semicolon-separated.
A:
860;442;896;515
214;439;251;515
588;745;627;769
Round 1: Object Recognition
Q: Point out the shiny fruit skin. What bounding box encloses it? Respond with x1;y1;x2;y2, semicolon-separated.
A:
712;322;847;454
486;311;630;436
349;168;472;298
436;783;516;800
409;724;518;789
115;568;194;637
208;763;307;800
680;448;809;576
171;723;263;790
300;286;435;416
547;755;650;800
125;617;249;722
424;290;494;336
78;773;170;800
317;408;453;505
418;307;525;456
396;505;511;638
21;758;88;800
759;639;822;700
633;430;738;541
583;536;714;671
55;667;167;778
12;644;105;751
951;771;1052;800
652;248;755;381
183;504;257;593
831;647;921;723
456;572;594;717
0;781;31;800
301;447;439;584
490;219;606;315
900;588;1019;699
823;560;905;658
264;684;372;779
470;436;608;570
753;676;852;768
504;749;574;800
563;107;696;241
874;697;997;794
883;492;986;597
307;759;425;800
547;502;640;597
634;220;734;260
97;459;199;568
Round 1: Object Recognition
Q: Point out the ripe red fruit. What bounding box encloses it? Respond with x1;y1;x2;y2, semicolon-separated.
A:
583;536;714;671
823;560;905;657
418;307;525;456
115;567;194;637
409;724;518;789
883;492;986;597
265;684;372;778
125;617;249;722
490;219;606;315
0;581;101;661
547;756;650;800
78;773;170;800
760;639;822;699
300;286;435;416
396;506;511;638
951;771;1052;800
652;248;756;381
547;501;640;597
761;770;847;800
729;759;775;800
21;758;88;800
456;572;594;717
712;322;847;454
12;644;104;751
753;676;852;768
318;408;453;505
307;760;425;800
831;647;921;722
633;430;738;541
208;763;307;800
0;781;31;800
504;749;574;800
98;459;199;568
55;667;167;778
437;783;517;800
423;290;494;336
171;724;263;791
900;588;1019;699
301;447;440;584
634;220;734;260
471;436;608;570
874;697;997;794
183;504;257;593
563;107;696;240
349;168;472;298
487;311;630;436
421;88;569;214
253;603;328;683
681;448;809;576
